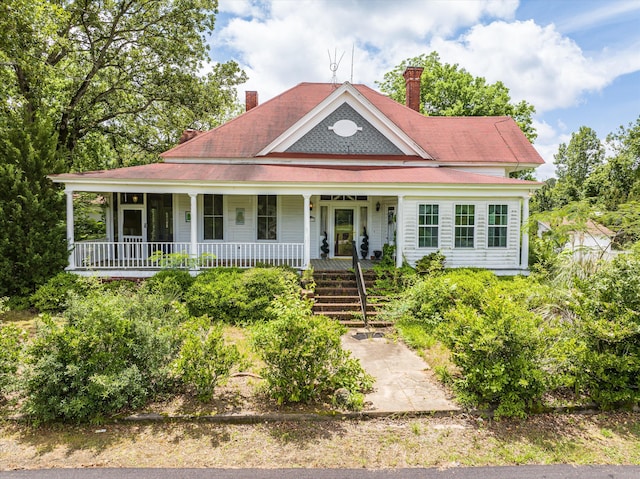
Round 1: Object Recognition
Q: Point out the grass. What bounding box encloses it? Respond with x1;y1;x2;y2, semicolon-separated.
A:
0;413;638;469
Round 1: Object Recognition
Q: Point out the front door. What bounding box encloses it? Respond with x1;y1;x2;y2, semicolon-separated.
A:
334;208;354;256
120;205;146;259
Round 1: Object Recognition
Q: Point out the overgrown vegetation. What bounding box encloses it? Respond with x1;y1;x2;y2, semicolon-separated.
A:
385;244;640;418
253;295;373;409
2;265;374;422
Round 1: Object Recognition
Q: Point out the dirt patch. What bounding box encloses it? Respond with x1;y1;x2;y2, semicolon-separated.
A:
1;413;639;470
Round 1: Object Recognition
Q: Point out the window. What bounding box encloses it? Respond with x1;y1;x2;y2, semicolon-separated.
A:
454;204;475;248
203;195;223;240
488;204;508;247
418;204;439;248
257;195;277;240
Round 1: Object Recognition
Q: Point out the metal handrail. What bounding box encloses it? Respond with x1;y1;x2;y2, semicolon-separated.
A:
352;240;368;325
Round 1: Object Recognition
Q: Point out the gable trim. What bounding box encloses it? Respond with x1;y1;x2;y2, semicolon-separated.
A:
256;82;434;160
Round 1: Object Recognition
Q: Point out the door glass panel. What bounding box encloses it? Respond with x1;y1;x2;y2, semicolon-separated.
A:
122;209;143;237
334;209;354;256
147;193;173;242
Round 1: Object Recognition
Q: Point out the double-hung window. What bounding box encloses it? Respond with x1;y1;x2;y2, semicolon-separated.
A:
454;204;475;248
257;195;277;240
418;204;439;248
488;204;508;247
203;194;224;240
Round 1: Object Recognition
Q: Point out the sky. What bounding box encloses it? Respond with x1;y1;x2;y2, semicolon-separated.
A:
206;0;640;179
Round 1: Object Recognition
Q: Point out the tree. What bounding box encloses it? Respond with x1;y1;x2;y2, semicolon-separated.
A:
0;113;68;298
377;52;537;142
0;0;247;170
552;126;605;206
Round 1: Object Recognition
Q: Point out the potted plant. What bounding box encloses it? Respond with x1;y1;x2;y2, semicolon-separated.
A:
360;227;369;260
320;231;329;259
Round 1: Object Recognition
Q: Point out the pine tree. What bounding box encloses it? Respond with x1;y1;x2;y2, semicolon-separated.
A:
0;114;67;297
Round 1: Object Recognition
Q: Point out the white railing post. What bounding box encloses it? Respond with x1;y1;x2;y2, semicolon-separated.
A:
66;189;75;270
189;193;198;268
303;194;311;269
396;195;404;268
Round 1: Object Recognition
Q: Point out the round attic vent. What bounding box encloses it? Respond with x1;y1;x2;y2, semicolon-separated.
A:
328;119;362;137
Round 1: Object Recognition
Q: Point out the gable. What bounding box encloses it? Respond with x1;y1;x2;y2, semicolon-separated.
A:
285;103;403;155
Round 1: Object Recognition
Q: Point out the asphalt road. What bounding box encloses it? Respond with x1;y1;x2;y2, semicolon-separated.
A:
2;466;639;479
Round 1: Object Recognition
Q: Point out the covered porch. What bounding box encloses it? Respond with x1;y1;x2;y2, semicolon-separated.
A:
64;189;399;276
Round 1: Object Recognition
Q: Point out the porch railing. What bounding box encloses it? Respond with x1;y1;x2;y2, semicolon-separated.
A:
198;242;304;269
72;241;304;270
352;240;368;325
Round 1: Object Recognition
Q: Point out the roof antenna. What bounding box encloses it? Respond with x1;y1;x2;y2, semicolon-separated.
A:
350;43;354;83
328;48;345;88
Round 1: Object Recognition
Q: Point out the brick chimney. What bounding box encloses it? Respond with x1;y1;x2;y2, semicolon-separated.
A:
245;91;258;111
177;129;203;144
403;66;424;112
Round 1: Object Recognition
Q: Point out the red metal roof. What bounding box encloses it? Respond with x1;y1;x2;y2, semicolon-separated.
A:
52;163;540;186
160;82;544;166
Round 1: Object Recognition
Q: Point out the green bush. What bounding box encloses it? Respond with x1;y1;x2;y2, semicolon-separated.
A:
145;269;195;300
0;324;26;398
172;316;240;401
22;289;186;423
383;269;498;331
185;269;244;322
185;267;298;324
253;295;373;407
30;272;91;313
572;252;640;408
440;295;545;419
415;251;446;276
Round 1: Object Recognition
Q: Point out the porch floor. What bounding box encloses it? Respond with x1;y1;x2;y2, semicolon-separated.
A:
310;259;377;271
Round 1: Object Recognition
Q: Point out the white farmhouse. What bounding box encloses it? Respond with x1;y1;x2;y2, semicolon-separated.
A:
51;68;544;276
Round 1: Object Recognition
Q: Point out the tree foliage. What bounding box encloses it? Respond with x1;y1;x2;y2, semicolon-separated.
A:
377;52;537;143
0;114;68;297
0;0;247;170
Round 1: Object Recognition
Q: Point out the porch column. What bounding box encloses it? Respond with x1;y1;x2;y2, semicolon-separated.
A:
105;192;114;242
189;193;198;264
521;195;530;270
65;189;75;270
396;195;404;268
303;194;311;269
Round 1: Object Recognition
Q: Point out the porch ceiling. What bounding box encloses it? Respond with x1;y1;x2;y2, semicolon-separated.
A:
51;163;541;187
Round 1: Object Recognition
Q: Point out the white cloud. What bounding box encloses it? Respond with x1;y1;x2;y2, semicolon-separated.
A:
432;20;615;112
214;0;519;100
558;0;640;34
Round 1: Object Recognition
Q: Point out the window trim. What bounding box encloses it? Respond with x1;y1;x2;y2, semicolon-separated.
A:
417;203;439;248
202;194;224;241
487;204;509;248
454;204;476;248
257;194;278;241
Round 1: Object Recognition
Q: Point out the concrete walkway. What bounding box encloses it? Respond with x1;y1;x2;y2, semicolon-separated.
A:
342;330;459;413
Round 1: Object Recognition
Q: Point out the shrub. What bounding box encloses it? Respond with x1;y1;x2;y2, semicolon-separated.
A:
0;324;26;398
383;269;498;331
185;269;244;322
253;295;373;407
415;251;446;276
571;252;640;408
145;269;195;300
30;272;91;313
172;316;240;401
22;289;186;423
185;267;298;324
440;295;545;419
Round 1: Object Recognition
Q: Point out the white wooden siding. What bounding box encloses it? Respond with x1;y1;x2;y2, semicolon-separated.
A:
279;196;304;243
402;197;522;270
175;194;191;243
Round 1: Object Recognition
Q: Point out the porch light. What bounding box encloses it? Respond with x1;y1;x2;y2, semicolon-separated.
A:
310;201;314;211
376;202;380;211
132;194;139;204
